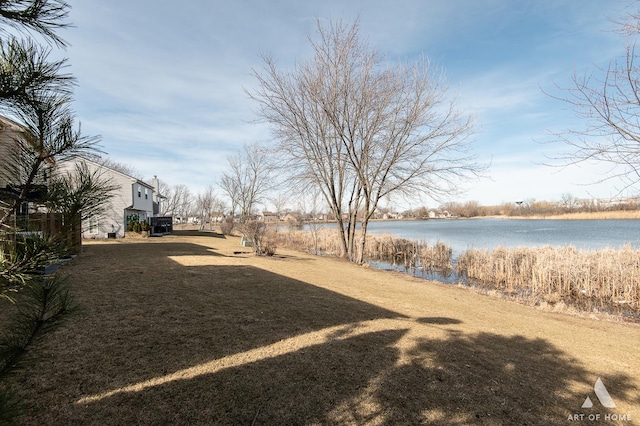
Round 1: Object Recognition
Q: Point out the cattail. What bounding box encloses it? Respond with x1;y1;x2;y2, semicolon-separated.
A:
457;244;639;315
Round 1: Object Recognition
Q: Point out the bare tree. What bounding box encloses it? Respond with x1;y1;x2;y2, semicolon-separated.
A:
249;19;480;263
269;192;290;220
92;157;142;179
159;183;191;220
195;185;222;230
157;179;173;216
297;188;326;255
175;184;193;222
548;7;640;194
219;143;270;219
559;193;579;212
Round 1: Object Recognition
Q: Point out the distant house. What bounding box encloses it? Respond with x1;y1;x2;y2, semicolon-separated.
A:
382;212;399;220
260;211;279;222
210;211;225;223
57;157;164;238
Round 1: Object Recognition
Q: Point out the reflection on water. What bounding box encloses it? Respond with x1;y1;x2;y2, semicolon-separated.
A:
367;260;461;283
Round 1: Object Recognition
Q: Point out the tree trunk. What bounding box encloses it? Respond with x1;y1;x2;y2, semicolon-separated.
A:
357;219;369;265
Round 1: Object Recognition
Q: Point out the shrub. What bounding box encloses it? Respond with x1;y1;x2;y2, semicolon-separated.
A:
126;218;138;232
263;241;277;256
219;217;235;235
239;220;277;256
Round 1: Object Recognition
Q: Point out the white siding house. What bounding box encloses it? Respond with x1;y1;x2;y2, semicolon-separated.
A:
0;115;165;240
57;158;157;239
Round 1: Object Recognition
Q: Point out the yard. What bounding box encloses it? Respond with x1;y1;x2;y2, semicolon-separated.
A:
3;230;639;425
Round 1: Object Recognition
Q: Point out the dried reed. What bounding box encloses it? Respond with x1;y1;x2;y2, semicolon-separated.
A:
269;229;453;272
457;244;640;315
270;228;640;318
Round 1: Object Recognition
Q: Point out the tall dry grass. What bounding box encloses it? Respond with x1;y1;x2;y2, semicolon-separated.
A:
269;227;640;318
457;244;640;315
269;228;453;272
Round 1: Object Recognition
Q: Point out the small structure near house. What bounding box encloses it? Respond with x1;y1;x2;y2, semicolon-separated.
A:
240;236;253;247
150;216;173;235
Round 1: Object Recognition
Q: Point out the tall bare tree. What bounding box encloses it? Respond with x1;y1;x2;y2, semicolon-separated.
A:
548;6;640;194
219;143;270;219
92;156;142;179
269;192;290;219
249;19;480;263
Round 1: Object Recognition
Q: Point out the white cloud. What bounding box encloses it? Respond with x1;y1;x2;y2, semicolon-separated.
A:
50;0;637;207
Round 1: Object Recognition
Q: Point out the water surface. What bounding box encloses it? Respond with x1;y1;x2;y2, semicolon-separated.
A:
364;218;640;256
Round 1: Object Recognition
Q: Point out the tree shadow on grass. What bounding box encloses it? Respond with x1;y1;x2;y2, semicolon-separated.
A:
10;241;640;425
65;328;638;425
375;332;638;425
11;241;407;424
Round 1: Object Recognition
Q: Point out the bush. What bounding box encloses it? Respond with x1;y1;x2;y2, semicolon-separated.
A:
219;217;235;235
239;220;277;256
263;242;277;256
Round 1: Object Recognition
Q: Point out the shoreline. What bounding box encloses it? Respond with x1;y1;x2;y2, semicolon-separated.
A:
248;209;640;228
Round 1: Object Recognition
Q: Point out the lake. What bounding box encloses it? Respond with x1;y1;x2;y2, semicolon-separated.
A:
357;218;640;283
363;218;640;256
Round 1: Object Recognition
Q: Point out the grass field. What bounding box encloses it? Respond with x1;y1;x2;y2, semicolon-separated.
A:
2;230;639;425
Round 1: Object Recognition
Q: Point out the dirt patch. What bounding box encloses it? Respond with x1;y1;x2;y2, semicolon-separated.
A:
3;230;639;425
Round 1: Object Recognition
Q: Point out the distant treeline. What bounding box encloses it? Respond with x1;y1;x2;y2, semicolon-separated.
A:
399;196;640;219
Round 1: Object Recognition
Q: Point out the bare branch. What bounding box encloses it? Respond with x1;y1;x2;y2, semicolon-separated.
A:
248;19;480;263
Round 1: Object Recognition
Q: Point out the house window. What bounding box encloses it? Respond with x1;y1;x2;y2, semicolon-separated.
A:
145;188;148;199
88;217;99;234
138;185;141;198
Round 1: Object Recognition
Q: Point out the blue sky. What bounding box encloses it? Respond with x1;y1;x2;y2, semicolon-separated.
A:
57;0;633;208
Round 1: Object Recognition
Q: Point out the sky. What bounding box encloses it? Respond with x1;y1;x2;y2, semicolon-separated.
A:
50;0;636;209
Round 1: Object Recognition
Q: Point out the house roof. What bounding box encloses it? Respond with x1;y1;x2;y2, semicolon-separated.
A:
0;115;28;133
68;156;154;189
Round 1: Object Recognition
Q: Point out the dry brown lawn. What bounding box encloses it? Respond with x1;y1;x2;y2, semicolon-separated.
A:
2;230;639;425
